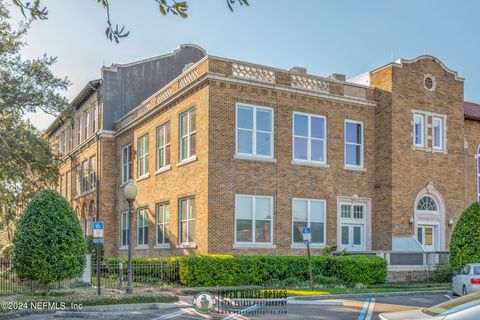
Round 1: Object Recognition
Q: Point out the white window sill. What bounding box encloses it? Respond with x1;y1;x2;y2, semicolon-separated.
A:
136;173;150;182
119;246;129;251
233;243;276;249
135;245;149;250
177;155;197;167
155;165;172;175
431;148;447;154
344;166;366;172
234;154;277;163
154;244;171;249
291;160;329;168
291;244;326;249
73;189;96;199
176;243;197;249
412;145;429;151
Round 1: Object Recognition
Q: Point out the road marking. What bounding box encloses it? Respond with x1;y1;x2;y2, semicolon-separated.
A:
357;298;371;320
152;309;191;320
444;294;453;300
365;298;376;320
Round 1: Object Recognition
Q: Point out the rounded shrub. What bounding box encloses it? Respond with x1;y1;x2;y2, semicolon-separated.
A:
449;202;480;272
12;189;86;294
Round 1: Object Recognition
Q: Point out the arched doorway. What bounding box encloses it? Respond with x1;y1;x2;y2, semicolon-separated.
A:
414;183;445;251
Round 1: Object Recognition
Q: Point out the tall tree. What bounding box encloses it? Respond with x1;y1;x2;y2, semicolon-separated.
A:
0;0;69;251
12;0;250;43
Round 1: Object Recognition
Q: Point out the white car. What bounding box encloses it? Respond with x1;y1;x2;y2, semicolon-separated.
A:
452;263;480;296
380;291;480;320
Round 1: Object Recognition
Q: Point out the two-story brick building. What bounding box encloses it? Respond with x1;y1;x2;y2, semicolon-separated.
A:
46;45;480;258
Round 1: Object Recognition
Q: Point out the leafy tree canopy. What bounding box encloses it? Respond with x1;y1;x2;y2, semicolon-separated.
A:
12;190;86;294
449;202;480;271
12;0;250;43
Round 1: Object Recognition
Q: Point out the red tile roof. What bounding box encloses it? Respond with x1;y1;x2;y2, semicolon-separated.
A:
464;101;480;121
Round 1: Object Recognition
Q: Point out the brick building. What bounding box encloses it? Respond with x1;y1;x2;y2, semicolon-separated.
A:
46;45;480;258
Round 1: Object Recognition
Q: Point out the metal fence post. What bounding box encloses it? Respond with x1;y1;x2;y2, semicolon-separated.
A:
119;262;123;289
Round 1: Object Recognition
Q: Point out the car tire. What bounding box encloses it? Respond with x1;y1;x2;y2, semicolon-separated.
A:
463;285;468;296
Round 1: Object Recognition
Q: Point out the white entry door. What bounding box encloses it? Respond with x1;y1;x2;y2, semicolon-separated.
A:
417;225;437;251
340;224;365;251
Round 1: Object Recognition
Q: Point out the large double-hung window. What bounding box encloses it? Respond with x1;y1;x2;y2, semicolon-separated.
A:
236;104;274;158
293;113;326;164
235;195;273;245
179;109;196;161
292;198;326;245
137;134;149;178
345;120;364;168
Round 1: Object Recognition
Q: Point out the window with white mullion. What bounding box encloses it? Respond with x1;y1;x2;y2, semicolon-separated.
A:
156;203;170;245
235;195;273;245
137;135;149;177
292;199;326;245
236;104;273;158
293;113;326;163
137;208;149;246
83;111;89;140
120;211;129;247
345;120;364;168
413;114;425;148
156;123;171;170
432;116;444;150
179;197;195;244
179;109;196;161
121;145;132;184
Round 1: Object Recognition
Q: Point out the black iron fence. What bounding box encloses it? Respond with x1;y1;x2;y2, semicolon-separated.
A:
91;260;180;289
0;258;78;296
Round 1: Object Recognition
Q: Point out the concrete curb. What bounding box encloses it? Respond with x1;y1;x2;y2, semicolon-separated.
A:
78;302;189;312
293;290;450;300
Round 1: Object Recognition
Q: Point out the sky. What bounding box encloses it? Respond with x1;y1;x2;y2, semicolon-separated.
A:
9;0;480;130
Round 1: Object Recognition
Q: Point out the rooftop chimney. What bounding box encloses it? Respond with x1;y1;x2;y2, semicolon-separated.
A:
289;66;308;75
329;73;346;82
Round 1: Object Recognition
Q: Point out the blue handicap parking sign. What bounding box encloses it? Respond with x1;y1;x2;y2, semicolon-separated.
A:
302;227;311;235
93;222;104;230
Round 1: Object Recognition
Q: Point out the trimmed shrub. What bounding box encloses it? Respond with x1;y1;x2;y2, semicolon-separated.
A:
178;254;387;287
449;202;480;271
12;190;86;294
430;264;453;283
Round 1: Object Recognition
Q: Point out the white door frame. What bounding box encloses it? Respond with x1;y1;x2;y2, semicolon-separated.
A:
337;196;372;252
416;222;439;252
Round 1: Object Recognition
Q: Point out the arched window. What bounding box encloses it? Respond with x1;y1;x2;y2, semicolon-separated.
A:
416;195;438;213
477;145;480;203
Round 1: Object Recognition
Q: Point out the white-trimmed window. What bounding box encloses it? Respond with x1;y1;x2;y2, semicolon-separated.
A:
81;160;88;193
292;198;326;245
179;197;195;244
156;122;171;170
432;116;444;150
156;202;170;246
341;204;365;219
413;113;425;148
137;208;149;247
91;104;98;134
67;126;72;152
75;117;82;146
83;111;89;140
235;195;273;245
121;144;132;184
120;211;129;248
345;120;364;168
66;171;71;200
293;112;326;164
89;155;96;190
236;104;274;158
137;134;149;178
179;108;196;161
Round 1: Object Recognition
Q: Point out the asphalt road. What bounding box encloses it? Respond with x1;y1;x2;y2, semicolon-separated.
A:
13;292;452;320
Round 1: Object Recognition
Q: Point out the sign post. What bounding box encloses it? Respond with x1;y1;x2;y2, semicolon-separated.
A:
302;227;313;290
93;222;104;296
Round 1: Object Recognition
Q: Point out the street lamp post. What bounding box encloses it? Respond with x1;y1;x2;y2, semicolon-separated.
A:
123;180;137;294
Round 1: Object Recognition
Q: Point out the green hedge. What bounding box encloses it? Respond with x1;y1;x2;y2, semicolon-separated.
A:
178;255;387;287
103;255;387;287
